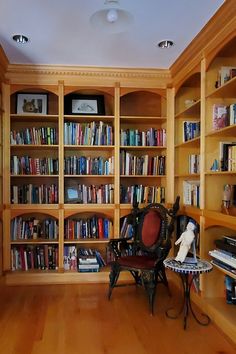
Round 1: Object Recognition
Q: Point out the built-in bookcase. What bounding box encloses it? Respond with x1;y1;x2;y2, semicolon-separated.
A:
174;72;201;209
120;89;167;211
173;33;236;345
3;83;171;279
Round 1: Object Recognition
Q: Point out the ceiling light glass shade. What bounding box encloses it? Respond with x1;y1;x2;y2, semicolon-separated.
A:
90;8;133;34
106;8;118;23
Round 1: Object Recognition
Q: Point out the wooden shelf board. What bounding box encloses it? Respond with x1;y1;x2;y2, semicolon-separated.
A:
175;173;200;178
120;145;166;150
205;124;236;137
11;175;59;178
120;174;165;178
205;171;236;176
11;240;59;244
11;144;59;149
64;239;109;244
4;269;132;285
203;210;236;229
64;174;114;178
64;145;114;150
120;115;166;123
175;99;201;119
10;114;59;120
206;76;236;99
212;262;236;280
10;204;59;210
175;136;200;148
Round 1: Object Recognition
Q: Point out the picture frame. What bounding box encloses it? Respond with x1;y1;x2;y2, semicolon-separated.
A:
64;94;105;115
16;93;48;115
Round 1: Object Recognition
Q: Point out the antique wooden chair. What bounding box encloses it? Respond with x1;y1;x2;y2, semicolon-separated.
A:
107;196;180;314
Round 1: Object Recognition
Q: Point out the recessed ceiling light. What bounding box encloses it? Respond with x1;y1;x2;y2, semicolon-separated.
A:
157;40;174;49
12;34;29;44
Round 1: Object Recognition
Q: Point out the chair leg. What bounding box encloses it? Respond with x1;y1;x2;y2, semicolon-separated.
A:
142;270;156;315
108;263;120;300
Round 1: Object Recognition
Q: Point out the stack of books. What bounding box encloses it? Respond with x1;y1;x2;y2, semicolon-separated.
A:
209;235;236;275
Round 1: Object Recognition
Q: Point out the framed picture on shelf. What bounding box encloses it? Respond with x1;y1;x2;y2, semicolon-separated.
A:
16;93;48;114
64;94;105;115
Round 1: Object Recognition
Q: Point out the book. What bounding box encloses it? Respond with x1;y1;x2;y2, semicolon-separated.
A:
225;275;236;305
219;66;236;87
213;104;228;130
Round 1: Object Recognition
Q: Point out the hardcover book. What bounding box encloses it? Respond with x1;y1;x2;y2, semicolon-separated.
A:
213;104;228;130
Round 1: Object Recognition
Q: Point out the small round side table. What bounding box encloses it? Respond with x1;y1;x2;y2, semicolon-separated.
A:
164;257;213;329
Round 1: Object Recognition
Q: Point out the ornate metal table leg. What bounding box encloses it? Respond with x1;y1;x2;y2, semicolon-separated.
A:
166;273;210;329
188;275;210;326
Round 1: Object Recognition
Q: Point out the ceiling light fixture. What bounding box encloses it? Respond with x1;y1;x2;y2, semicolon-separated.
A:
157;40;174;49
12;34;29;44
106;8;118;23
90;0;133;33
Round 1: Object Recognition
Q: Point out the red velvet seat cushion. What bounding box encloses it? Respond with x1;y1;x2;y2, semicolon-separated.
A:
118;255;157;269
141;210;161;247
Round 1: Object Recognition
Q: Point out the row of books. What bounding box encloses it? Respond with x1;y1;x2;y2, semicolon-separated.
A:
120;184;165;204
209;234;236;304
64;155;114;175
64;121;113;145
65;183;114;204
11;183;58;204
11;156;59;175
213;103;236;130
219;141;236;172
183;121;200;142
11;217;58;240
216;66;236;88
64;216;113;240
188;154;200;174
10;126;58;145
120;217;134;238
183;180;200;207
9;183;167;205
120;151;166;176
11;245;58;271
64;247;106;272
120;128;166;147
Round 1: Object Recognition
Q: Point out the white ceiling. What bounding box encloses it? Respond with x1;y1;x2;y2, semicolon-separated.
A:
0;0;224;69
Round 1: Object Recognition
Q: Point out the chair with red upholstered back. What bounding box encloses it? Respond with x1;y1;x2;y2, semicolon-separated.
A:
108;197;180;314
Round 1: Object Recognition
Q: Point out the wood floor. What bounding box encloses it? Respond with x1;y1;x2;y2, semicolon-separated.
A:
0;279;235;354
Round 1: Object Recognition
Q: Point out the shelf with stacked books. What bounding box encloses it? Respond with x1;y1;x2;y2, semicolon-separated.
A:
10;212;59;272
174;72;201;211
9;89;59;209
205;37;236;213
201;222;236;325
120;88;167;209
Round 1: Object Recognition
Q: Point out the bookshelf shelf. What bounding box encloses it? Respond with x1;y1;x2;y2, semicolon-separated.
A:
175;99;201;119
175;136;200;148
206;76;236;98
212;262;236;280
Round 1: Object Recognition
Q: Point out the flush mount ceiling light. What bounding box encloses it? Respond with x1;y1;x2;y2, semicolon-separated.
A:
12;34;29;44
157;40;174;49
90;0;133;34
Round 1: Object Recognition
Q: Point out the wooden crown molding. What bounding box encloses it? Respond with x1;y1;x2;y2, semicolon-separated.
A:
5;64;172;88
170;0;236;86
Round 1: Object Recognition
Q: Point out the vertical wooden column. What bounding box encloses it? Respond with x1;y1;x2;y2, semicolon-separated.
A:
58;81;64;271
114;82;120;238
2;82;11;270
200;58;206;210
166;87;175;204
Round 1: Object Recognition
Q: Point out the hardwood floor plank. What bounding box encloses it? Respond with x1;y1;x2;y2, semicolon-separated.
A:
0;281;235;354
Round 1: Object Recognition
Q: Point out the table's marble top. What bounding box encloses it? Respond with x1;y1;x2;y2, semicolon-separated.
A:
164;257;213;274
